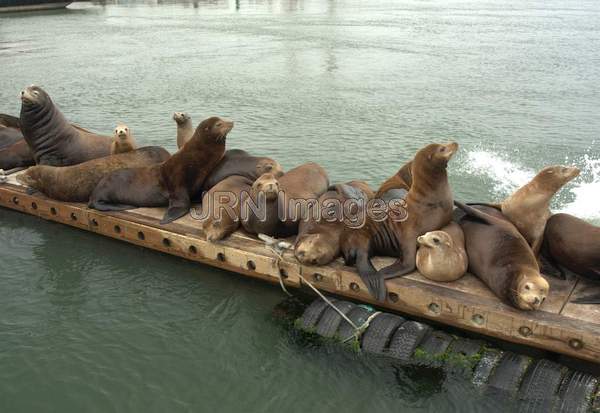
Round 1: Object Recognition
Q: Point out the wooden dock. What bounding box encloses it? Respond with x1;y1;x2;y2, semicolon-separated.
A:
1;172;599;364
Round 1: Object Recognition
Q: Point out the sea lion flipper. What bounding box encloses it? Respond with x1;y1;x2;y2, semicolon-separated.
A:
571;293;600;305
333;183;364;201
454;200;497;226
161;190;191;224
380;188;408;203
355;252;388;302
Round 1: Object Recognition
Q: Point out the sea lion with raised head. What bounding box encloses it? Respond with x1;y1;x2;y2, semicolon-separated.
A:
202;149;284;191
110;124;137;154
17;147;170;202
456;202;549;310
19;85;112;166
173;112;194;149
294;180;373;266
416;222;468;282
241;162;329;238
89;116;232;224
544;213;600;304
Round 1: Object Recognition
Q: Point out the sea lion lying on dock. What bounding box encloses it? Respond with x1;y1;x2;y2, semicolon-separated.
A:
340;142;457;301
110;124;136;154
16;147;170;202
544;213;600;304
0;113;35;171
456;202;549;311
416;222;468;282
202;149;284;191
173;112;194;149
294;180;373;266
89;116;232;224
20;85;112;166
241;162;329;238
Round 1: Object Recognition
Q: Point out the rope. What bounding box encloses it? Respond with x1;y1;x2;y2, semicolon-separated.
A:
0;170;6;184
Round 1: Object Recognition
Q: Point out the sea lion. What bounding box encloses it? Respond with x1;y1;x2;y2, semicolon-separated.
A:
19;85;112;166
456;202;549;310
202;149;284;191
0;114;23;150
416;222;468;282
173;112;194;149
376;160;412;197
499;165;580;256
339;142;458;301
294;180;374;266
201;175;254;241
544;213;600;303
110;124;136;154
241;162;329;238
16;147;170;202
89;116;232;224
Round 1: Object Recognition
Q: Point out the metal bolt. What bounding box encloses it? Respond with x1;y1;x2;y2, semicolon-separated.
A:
569;338;583;350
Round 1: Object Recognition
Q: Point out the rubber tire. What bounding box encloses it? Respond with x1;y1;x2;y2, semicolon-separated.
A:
472;350;503;386
487;352;531;395
556;371;599;413
387;321;431;362
314;301;356;338
360;313;405;354
337;306;375;343
448;338;484;358
517;359;564;413
300;298;336;330
418;330;454;358
446;338;485;374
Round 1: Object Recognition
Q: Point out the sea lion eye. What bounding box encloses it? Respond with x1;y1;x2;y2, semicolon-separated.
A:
33;91;39;96
433;238;440;244
524;283;531;290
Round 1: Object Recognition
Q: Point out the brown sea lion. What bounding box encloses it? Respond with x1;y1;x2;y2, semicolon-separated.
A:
456;202;549;310
0;140;34;171
110;124;136;154
499;165;580;256
16;147;170;202
0;114;23;150
173;112;194;149
340;142;458;301
544;213;600;303
416;222;468;282
89;116;232;224
202;149;284;191
241;162;329;238
376;160;412;197
19;85;112;166
294;180;374;266
200;175;254;241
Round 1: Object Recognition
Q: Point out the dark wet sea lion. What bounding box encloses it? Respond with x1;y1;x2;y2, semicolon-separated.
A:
201;175;254;241
19;85;112;166
0;113;23;150
456;202;549;310
0;140;34;171
544;213;600;303
376;160;412;197
202;149;284;190
16;147;170;202
241;162;329;238
89;117;232;224
340;142;457;301
173;112;194;149
110;124;136;155
416;222;468;282
294;180;373;266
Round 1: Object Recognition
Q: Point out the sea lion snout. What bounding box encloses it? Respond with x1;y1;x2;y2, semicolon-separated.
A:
514;272;549;310
440;142;459;159
20;86;40;104
295;234;334;266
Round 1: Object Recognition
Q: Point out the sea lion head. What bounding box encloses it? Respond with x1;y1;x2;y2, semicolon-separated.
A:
535;165;580;191
16;167;42;189
295;233;337;266
173;112;190;125
512;269;550;311
114;124;130;141
20;85;49;107
256;159;284;178
417;142;459;169
417;230;453;250
197;116;234;144
252;173;280;201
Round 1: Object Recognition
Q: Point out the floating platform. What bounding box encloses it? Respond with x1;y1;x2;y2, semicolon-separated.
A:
0;172;599;364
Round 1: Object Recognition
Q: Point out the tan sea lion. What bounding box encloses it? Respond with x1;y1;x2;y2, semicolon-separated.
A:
456;202;549;310
340;142;458;301
173;112;194;149
376;160;412;197
544;213;600;303
89;117;232;224
294;180;374;266
110;124;136;154
416;222;468;282
241;162;329;238
201;175;254;241
19;86;112;166
16;147;170;202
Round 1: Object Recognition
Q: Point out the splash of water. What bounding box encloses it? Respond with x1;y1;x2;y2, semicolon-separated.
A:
557;154;600;221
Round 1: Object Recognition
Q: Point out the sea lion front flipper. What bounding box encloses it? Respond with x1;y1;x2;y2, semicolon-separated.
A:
354;251;388;302
571;293;600;305
454;200;499;226
161;189;191;224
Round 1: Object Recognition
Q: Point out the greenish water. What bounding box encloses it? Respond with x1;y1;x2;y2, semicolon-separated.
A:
0;0;599;411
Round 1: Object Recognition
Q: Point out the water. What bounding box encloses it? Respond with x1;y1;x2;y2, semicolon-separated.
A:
0;0;599;411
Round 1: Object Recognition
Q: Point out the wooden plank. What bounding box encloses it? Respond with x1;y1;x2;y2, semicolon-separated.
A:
0;181;598;364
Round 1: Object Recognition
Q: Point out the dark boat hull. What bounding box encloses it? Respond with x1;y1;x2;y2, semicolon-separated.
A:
0;0;72;12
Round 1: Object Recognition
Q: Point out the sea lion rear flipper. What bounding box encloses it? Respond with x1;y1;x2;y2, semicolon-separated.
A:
354;252;388;302
454;200;497;226
571;293;600;305
161;190;191;224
